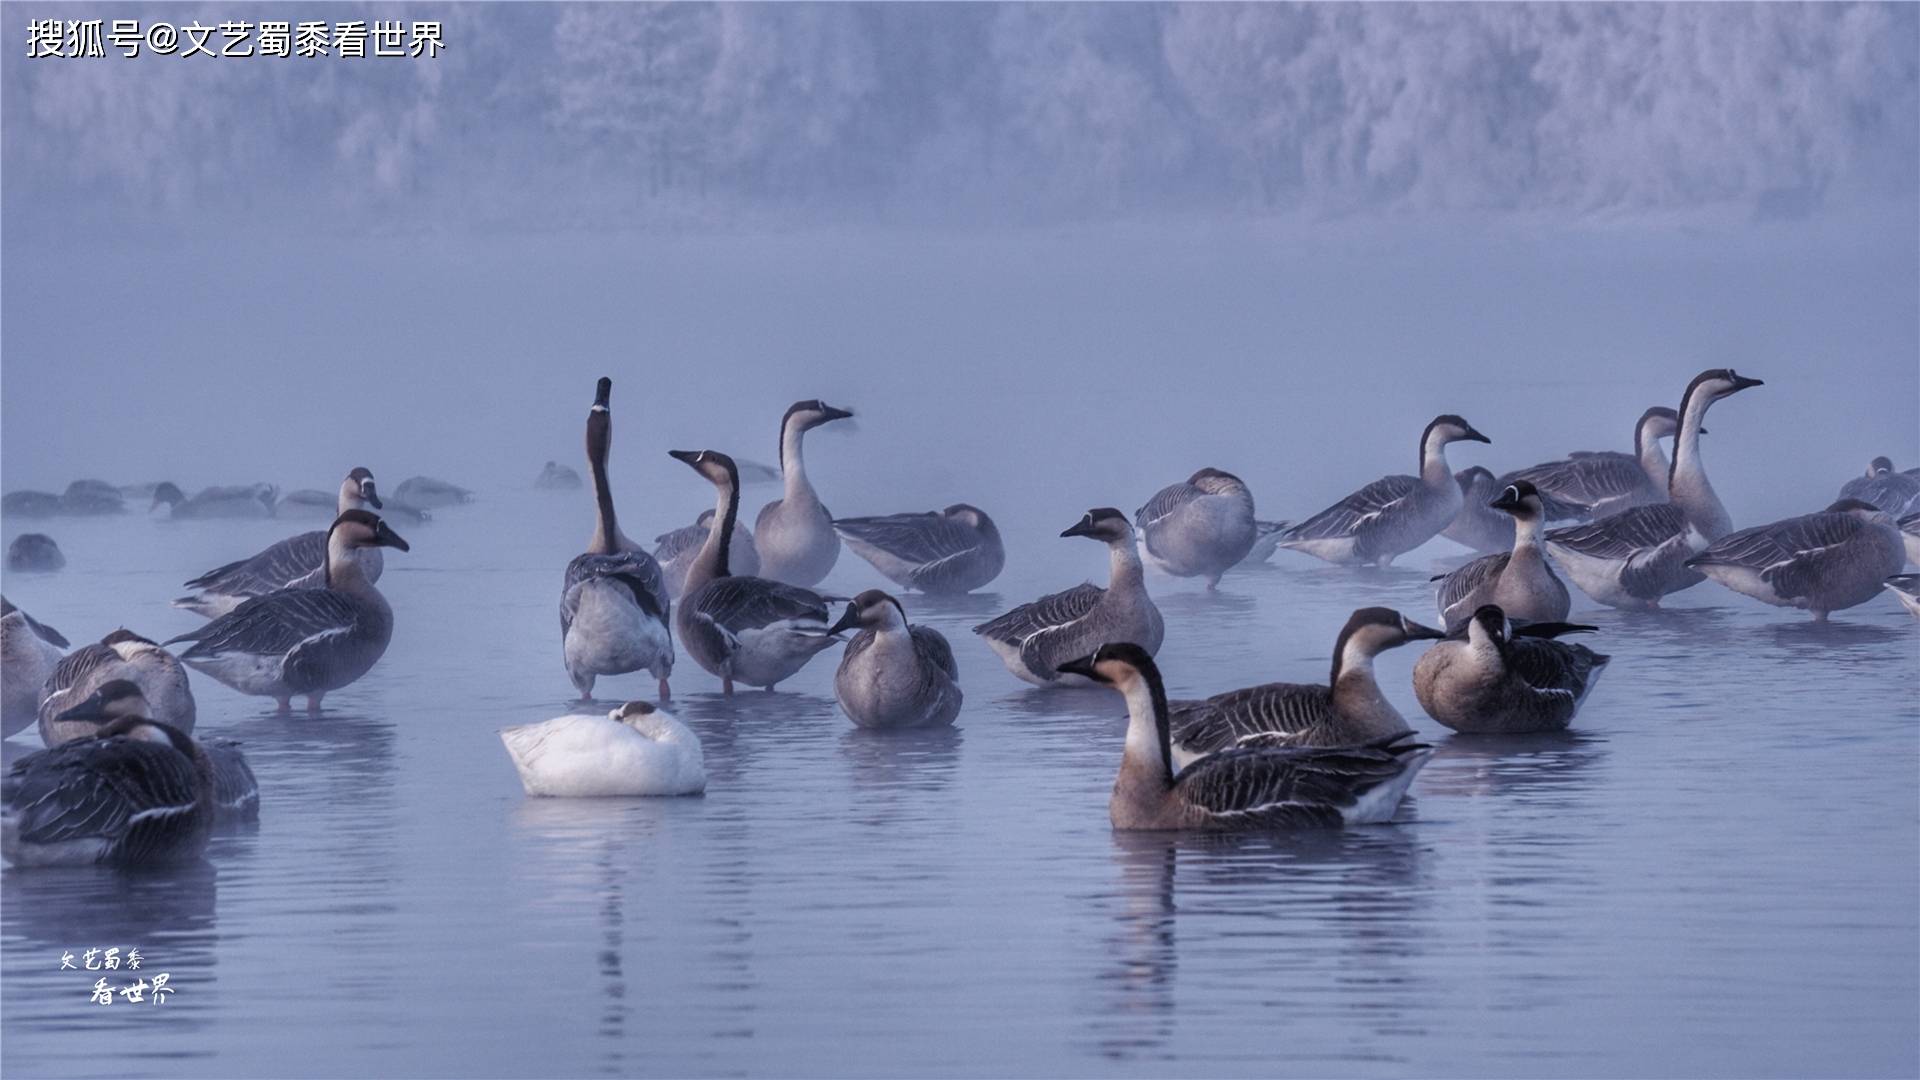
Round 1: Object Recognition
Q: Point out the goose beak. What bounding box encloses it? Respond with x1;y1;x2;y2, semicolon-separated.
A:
361;480;383;509
827;606;862;636
1400;617;1447;641
1056;655;1100;681
377;522;411;552
668;450;701;466
1488;492;1523;513
824;405;855;422
1462;426;1491;444
1060;519;1095;539
1730;374;1764;392
56;689;111;724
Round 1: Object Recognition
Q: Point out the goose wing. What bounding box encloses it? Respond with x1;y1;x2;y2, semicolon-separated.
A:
1689;512;1873;602
1501;453;1644;518
44;642;122;696
168;588;363;659
691;576;829;634
651;524;708;564
1171;683;1338;754
3;736;199;847
1506;638;1608;696
910;624;960;682
1172;737;1425;827
972;583;1104;645
1134;482;1200;534
834;512;987;582
1281;474;1418;542
183;531;327;595
1544;503;1686;559
204;739;260;820
561;551;670;636
1840;473;1920;512
1434;552;1510;626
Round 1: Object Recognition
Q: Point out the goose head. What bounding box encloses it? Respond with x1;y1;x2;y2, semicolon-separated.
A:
342;467;382;510
1681;368;1765;414
148;481;185;510
1186;467;1250;497
1487;479;1547;522
1061;507;1132;544
828;589;908;636
1867;456;1896;478
669;449;740;492
1638;406;1683;444
329;509;411;552
1424;415;1492;449
55;679;150;728
1056;641;1158;691
1467;604;1512;651
942;503;995;533
782;399;855;435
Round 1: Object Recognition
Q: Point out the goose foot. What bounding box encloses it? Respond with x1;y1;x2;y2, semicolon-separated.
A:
274;697;293;715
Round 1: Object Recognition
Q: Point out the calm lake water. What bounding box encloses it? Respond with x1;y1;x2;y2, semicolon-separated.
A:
3;488;1916;1078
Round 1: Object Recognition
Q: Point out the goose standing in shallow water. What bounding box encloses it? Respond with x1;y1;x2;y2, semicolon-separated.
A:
670;449;840;694
1135;468;1257;589
166;510;409;714
1685;499;1905;621
834;504;1005;595
1413;606;1609;734
754;400;854;588
1545;369;1762;610
2;598;67;739
559;379;673;702
38;629;196;745
1442;467;1514;554
1499;406;1681;522
1060;644;1432;831
1276;415;1490;567
1433;481;1571;631
1838;457;1920;514
175;468;386;618
974;509;1165;688
500;700;705;797
654;509;761;599
829;590;962;729
1884;575;1920;618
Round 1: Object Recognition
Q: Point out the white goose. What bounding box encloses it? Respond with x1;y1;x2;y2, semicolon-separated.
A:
500;700;705;797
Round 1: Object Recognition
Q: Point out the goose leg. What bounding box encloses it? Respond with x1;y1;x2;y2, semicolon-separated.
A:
307;693;325;716
722;677;734;697
658;677;672;702
275;696;293;715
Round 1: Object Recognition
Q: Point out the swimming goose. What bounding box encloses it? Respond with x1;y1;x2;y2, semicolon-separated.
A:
1899;512;1920;566
834;504;1006;595
1413;606;1609;734
1838;457;1920;514
155;482;279;519
500;699;706;797
973;508;1165;688
753;400;854;587
7;533;64;572
1544;369;1763;610
536;461;583;490
829;590;963;729
2;598;67;739
1432;481;1571;631
1;490;61;518
654;509;762;599
60;480;126;515
1060;644;1432;831
38;629;196;745
165;510;410;714
2;681;216;866
1276;415;1491;567
1884;575;1920;619
1237;520;1289;566
1135;468;1258;589
1441;467;1514;554
670;449;841;694
1167;607;1445;769
1684;498;1905;621
392;476;472;509
174;468;387;618
560;378;674;702
1499;407;1682;522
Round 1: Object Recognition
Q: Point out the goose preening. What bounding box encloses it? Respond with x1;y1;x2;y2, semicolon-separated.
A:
1060;644;1432;831
1237;520;1289;566
1432;480;1571;631
1134;468;1258;589
7;534;64;573
155;482;279;519
2;599;67;740
1413;606;1609;734
654;510;762;599
560;378;673;702
165;510;410;714
392;476;472;509
536;461;583;490
174;468;387;618
500;700;706;797
1544;369;1763;610
1899;512;1920;566
37;629;196;746
1442;467;1514;553
829;590;963;729
834;504;1005;595
1276;415;1491;567
1884;574;1920;619
670;449;841;694
1838;457;1920;514
1167;607;1445;769
973;508;1165;688
753;399;854;588
1498;406;1681;522
1684;498;1905;621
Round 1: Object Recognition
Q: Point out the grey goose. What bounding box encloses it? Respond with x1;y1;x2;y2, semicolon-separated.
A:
1276;415;1490;567
754;399;854;588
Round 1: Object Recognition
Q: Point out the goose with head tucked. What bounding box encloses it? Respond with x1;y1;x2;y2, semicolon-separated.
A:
154;482;280;519
1276;415;1491;567
38;680;259;820
7;533;64;573
500;699;705;797
1545;369;1763;610
834;504;1005;595
1134;468;1257;590
974;509;1165;688
1884;574;1920;619
392;475;472;509
1060;644;1432;831
559;378;673;702
536;460;583;491
1838;457;1920;515
829;590;962;729
1441;467;1514;554
165;510;410;714
1;490;61;518
1432;480;1571;631
654;508;761;599
174;467;386;618
38;628;196;746
1498;406;1682;522
1684;498;1905;621
2;598;67;740
1413;606;1609;734
670;449;840;695
753;399;854;588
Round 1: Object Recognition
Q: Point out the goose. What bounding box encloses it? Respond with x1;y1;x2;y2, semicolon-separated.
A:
1498;406;1682;522
669;449;841;694
1900;512;1920;566
1276;415;1491;567
392;475;472;508
1;490;61;517
829;590;963;729
1167;607;1445;769
38;629;196;745
654;509;762;599
753;399;854;587
1059;644;1433;831
2;598;67;739
500;699;705;797
2;681;218;866
165;510;410;714
1237;520;1289;566
834;504;1005;595
1838;457;1920;514
174;468;386;618
1544;369;1763;610
1413;606;1609;734
59;480;125;515
154;482;279;519
1684;498;1905;621
536;461;583;490
1432;480;1571;631
1442;467;1515;553
7;533;64;572
276;489;343;519
560;378;673;702
973;508;1165;688
1134;468;1258;589
1884;574;1920;619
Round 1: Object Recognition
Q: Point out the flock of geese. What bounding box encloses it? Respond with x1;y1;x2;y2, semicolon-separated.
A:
3;367;1917;865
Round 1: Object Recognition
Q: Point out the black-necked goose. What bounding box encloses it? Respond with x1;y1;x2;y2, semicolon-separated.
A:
1134;468;1258;590
1413;606;1609;734
753;399;854;587
670;449;840;695
2;598;67;740
174;468;386;618
974;509;1165;688
1884;574;1920;619
1838;456;1920;515
38;629;196;745
654;509;762;599
1685;498;1905;621
7;533;64;573
501;700;705;797
829;590;963;729
1277;415;1491;567
1499;406;1681;522
834;504;1005;595
1545;369;1762;610
559;378;674;702
1060;644;1432;831
1433;480;1571;631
